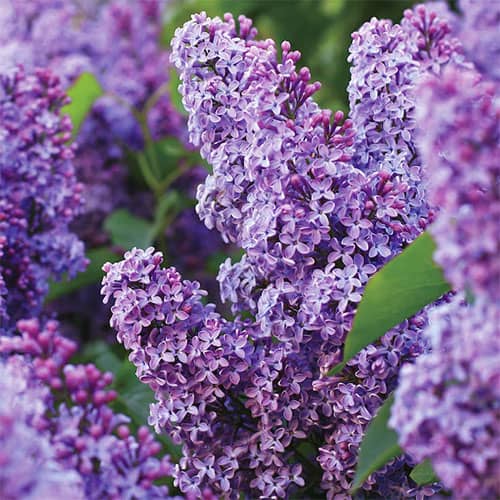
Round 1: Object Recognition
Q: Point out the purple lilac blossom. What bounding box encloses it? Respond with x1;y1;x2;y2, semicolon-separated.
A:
0;0;185;244
347;2;465;239
459;0;500;82
0;66;86;329
0;356;84;500
0;317;178;499
102;247;437;498
102;4;465;497
102;247;314;497
103;6;463;497
416;65;499;300
391;296;500;498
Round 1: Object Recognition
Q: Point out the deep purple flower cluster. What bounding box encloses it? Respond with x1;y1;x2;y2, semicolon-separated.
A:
391;297;500;498
102;5;464;497
0;317;178;499
417;65;499;300
0;66;86;328
0;356;83;499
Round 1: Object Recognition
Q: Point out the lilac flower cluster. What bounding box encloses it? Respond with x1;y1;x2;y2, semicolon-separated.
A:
0;356;83;499
348;3;465;239
0;0;192;245
102;5;464;497
390;3;499;495
102;248;252;491
417;65;499;300
391;297;500;498
459;0;500;82
0;66;86;328
0;317;178;499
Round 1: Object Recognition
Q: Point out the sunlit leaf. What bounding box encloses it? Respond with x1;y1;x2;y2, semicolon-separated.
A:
62;72;103;137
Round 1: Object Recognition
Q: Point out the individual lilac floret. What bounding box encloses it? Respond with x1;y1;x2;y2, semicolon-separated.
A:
459;0;500;82
0;356;84;500
416;65;499;300
0;317;177;499
0;66;86;328
391;297;500;498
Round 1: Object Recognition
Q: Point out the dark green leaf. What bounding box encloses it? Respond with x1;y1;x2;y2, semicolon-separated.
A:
104;209;154;250
329;232;450;375
352;395;402;492
46;247;119;302
148;137;186;181
62;72;103;137
80;340;122;375
410;459;439;485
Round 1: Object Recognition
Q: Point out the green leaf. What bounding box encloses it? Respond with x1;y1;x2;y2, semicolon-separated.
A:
62;72;103;137
148;137;186;181
329;232;450;375
80;340;122;375
151;190;184;232
410;459;439;485
352;395;402;492
104;209;154;250
46;247;119;302
168;67;187;116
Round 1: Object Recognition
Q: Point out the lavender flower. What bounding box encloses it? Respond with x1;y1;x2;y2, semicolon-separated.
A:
0;66;86;328
391;297;500;498
417;65;499;300
0;356;84;500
